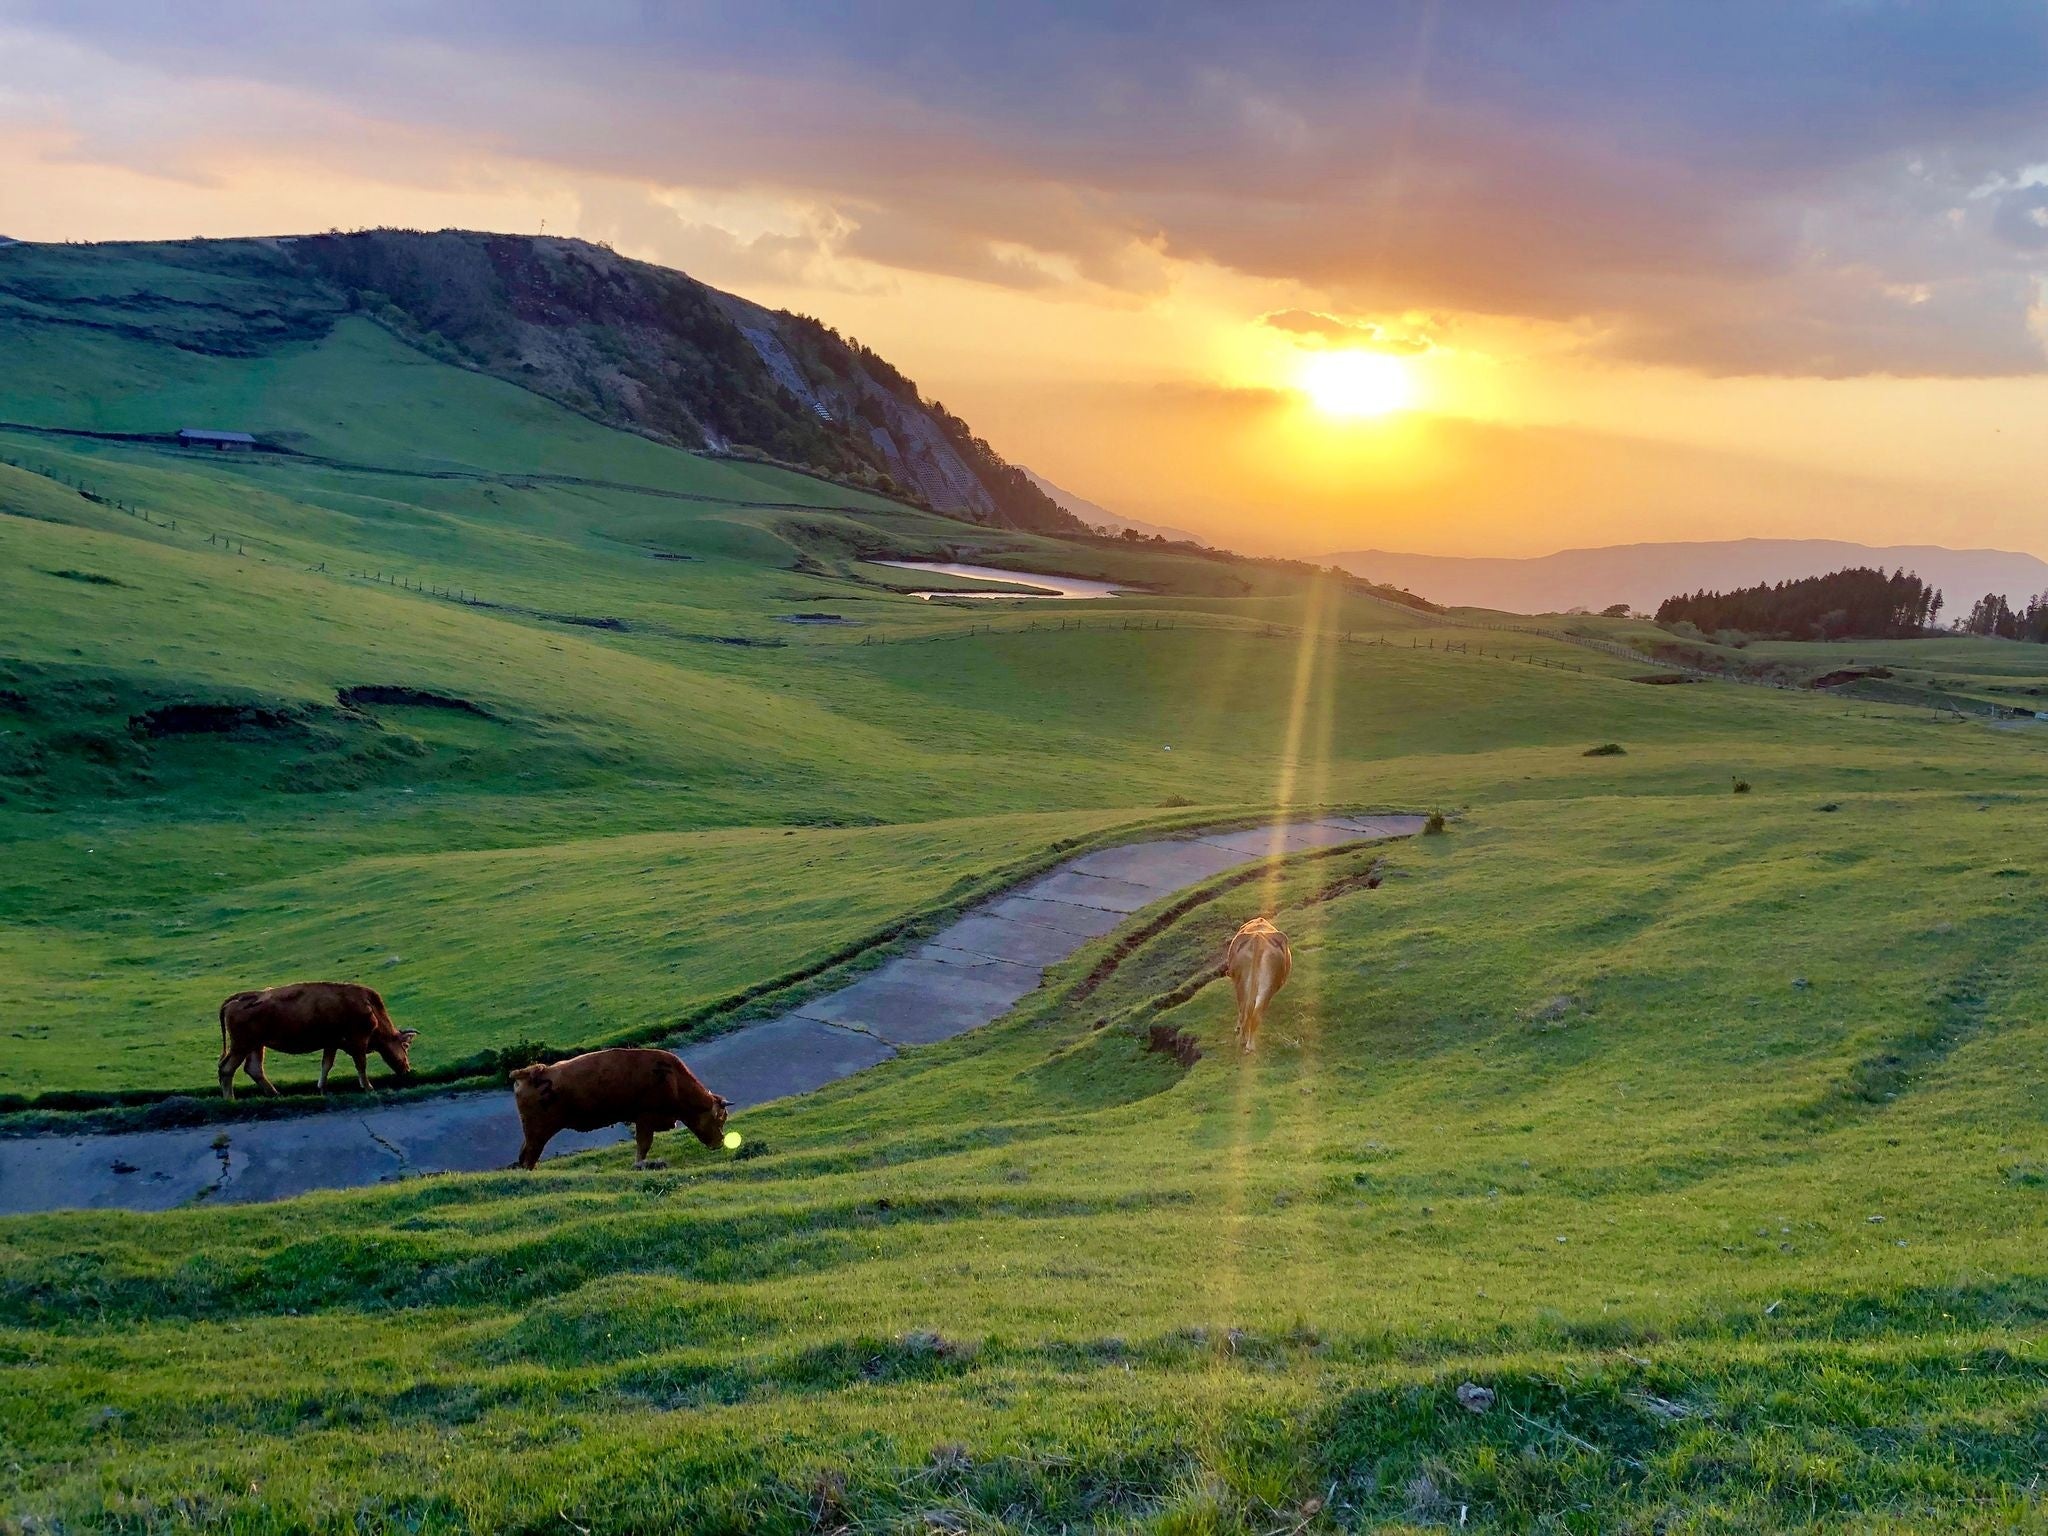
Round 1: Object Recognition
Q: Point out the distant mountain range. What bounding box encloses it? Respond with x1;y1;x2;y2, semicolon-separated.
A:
1023;468;1205;545
1323;539;2048;615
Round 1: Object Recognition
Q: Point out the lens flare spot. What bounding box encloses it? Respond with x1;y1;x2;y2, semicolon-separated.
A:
723;1130;743;1150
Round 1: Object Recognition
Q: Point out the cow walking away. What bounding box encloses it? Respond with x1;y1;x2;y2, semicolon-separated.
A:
510;1047;730;1170
217;982;419;1099
1225;917;1292;1054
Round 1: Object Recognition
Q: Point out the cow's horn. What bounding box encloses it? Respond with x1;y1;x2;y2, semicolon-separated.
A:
398;1027;421;1041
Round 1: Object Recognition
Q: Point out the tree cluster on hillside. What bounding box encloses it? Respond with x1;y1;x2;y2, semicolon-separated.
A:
1655;567;1942;640
1959;590;2048;642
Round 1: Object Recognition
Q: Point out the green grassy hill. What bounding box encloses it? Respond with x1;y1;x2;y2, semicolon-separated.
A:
3;237;2047;1532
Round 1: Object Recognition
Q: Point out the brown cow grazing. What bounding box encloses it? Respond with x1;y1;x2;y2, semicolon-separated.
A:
510;1047;730;1170
218;982;419;1100
1224;917;1292;1054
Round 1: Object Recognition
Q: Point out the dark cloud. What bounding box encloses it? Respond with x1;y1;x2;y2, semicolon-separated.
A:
8;1;2048;375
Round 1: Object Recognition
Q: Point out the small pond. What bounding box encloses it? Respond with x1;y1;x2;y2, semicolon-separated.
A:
873;560;1126;600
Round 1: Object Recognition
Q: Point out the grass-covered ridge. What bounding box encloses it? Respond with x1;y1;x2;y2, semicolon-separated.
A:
5;236;2048;1531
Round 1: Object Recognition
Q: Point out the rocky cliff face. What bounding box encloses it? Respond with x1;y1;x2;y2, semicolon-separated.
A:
289;231;1078;532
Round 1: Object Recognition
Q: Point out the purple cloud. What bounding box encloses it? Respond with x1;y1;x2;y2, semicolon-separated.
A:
6;0;2048;375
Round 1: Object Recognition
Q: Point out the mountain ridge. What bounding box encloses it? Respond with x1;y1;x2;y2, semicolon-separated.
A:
0;229;1083;535
1325;537;2048;614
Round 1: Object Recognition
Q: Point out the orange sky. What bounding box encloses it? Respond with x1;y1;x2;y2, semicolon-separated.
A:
4;5;2046;559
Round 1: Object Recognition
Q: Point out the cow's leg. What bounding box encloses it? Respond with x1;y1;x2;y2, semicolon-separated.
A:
244;1047;280;1096
318;1047;337;1095
218;1049;243;1101
516;1127;552;1170
351;1049;372;1092
632;1120;664;1169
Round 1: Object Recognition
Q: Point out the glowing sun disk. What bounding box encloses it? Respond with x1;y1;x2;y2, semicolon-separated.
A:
1297;349;1415;418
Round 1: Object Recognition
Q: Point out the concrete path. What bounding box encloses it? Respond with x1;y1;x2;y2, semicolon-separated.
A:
0;814;1423;1217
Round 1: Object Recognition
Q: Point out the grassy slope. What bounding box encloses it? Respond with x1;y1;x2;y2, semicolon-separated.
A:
1516;611;2048;714
0;313;1404;1099
4;787;2045;1531
5;249;2048;1530
0;320;1806;1101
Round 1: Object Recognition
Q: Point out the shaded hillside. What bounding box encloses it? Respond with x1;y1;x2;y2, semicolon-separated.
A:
0;231;1082;534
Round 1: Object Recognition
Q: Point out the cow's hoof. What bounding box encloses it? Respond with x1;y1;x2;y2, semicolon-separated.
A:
634;1158;669;1171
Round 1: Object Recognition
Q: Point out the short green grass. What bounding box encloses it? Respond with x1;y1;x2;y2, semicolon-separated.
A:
1;811;1166;1099
4;248;2048;1531
5;794;2045;1531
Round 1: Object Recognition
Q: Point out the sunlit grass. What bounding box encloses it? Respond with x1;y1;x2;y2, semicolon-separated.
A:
4;250;2048;1530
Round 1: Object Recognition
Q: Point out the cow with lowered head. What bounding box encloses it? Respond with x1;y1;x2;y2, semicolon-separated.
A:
217;981;419;1099
510;1047;729;1170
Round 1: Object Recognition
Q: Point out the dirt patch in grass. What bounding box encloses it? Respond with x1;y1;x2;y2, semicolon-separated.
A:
40;568;130;588
1144;1023;1203;1067
1305;861;1385;906
1811;667;1895;689
470;599;629;631
337;685;492;716
130;701;312;738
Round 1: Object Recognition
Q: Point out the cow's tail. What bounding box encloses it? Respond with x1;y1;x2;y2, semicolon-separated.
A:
1249;971;1274;1019
1251;947;1287;1016
218;992;255;1058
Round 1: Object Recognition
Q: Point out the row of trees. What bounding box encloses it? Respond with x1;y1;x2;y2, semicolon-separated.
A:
1656;567;1943;640
1958;590;2048;642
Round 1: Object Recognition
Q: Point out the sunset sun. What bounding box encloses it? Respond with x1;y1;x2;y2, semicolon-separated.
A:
1296;349;1415;418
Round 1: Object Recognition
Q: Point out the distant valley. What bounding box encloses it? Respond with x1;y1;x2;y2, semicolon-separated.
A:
1325;537;2048;614
1023;468;1206;545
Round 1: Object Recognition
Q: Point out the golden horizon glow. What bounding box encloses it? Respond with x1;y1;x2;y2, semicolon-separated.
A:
1296;349;1417;419
7;133;2048;561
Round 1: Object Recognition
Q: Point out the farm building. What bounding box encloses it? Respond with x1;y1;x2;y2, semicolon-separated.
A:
177;428;257;450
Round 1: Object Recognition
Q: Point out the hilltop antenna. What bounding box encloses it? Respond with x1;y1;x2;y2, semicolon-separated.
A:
538;218;546;238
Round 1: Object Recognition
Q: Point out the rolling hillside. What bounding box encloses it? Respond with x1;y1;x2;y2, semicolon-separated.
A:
1;233;2046;1533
